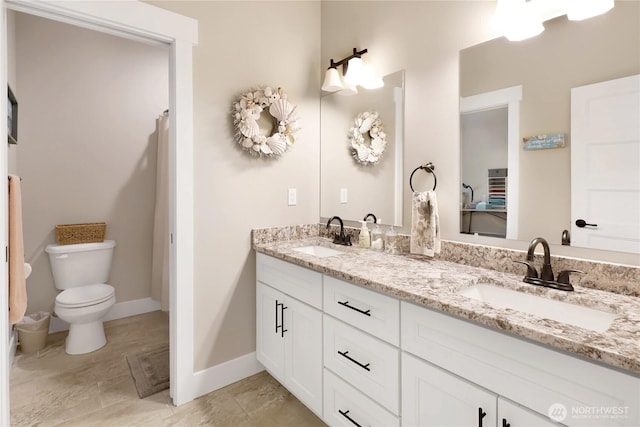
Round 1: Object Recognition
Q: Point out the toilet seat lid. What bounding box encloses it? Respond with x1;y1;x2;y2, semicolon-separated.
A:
56;284;115;308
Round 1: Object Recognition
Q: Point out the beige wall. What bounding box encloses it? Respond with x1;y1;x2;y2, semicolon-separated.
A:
147;1;321;370
460;3;640;245
15;14;169;314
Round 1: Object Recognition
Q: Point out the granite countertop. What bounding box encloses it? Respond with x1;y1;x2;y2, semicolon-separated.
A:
254;237;640;376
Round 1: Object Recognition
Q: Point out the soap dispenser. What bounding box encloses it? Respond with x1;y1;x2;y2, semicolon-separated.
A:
358;221;371;248
371;219;384;252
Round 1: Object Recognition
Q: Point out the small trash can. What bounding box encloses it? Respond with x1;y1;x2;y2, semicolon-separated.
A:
16;311;50;353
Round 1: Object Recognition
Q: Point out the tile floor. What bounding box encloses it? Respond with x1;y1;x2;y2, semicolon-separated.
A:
10;311;326;426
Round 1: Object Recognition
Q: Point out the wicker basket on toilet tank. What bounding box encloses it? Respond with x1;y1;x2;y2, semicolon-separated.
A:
55;222;106;245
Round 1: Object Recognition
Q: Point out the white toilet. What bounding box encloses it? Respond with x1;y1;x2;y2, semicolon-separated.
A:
45;240;116;355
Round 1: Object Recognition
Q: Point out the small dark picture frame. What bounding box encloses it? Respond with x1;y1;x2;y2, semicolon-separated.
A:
7;85;17;145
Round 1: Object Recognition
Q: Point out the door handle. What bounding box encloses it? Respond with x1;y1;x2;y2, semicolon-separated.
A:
575;219;597;228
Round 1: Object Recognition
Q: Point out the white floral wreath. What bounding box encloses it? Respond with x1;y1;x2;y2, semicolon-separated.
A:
232;86;300;158
348;110;387;165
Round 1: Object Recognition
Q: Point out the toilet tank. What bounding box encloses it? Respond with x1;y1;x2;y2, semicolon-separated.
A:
45;240;116;290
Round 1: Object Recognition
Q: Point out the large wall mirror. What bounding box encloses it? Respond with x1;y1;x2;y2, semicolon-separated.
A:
321;70;405;226
459;3;639;253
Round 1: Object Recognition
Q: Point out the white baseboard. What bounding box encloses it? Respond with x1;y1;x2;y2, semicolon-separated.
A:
8;330;17;367
186;352;264;403
49;297;162;333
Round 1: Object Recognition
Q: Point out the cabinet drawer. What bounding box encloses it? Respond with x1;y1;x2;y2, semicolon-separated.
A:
324;369;399;427
324;276;399;345
324;315;400;415
256;253;322;309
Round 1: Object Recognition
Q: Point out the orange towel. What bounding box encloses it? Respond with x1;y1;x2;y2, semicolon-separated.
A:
8;175;27;324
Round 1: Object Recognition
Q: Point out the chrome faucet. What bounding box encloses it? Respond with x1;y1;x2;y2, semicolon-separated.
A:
513;237;584;291
326;216;352;246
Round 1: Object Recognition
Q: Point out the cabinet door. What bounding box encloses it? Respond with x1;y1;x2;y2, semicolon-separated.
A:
256;282;285;381
284;295;323;417
402;352;497;427
499;397;562;427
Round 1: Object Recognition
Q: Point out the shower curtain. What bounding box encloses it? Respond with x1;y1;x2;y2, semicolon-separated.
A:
151;111;170;311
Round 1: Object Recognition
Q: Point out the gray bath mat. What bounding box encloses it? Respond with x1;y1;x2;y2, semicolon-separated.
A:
126;344;169;398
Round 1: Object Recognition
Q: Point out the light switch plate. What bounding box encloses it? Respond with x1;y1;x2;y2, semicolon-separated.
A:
340;188;348;204
288;188;297;206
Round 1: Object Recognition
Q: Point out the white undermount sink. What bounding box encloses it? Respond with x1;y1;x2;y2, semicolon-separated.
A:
458;284;617;333
292;245;344;258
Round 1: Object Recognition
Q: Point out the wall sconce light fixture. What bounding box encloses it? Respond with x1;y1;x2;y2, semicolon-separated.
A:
493;0;615;42
566;0;614;21
321;48;384;95
492;0;544;42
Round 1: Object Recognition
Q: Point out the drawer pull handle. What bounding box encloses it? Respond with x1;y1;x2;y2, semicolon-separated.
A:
478;408;487;427
337;300;371;317
339;410;363;427
502;419;510;427
338;350;370;371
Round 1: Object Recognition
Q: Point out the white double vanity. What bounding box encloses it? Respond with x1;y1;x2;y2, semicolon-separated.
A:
254;234;639;427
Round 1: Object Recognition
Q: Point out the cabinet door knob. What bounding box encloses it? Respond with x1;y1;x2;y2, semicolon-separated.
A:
502;419;511;427
478;408;487;427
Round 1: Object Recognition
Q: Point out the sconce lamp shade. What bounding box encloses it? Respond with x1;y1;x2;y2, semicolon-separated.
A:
567;0;614;20
338;79;358;96
344;57;364;85
360;64;384;89
504;18;544;42
493;0;544;41
322;67;344;92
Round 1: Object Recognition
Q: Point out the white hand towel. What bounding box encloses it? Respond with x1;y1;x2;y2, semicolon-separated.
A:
410;190;441;257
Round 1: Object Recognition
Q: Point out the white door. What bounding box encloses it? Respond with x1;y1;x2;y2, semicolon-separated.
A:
284;296;322;416
571;74;640;253
402;352;497;427
256;283;285;381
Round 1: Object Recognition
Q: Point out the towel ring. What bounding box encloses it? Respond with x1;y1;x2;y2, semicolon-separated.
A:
409;162;437;192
